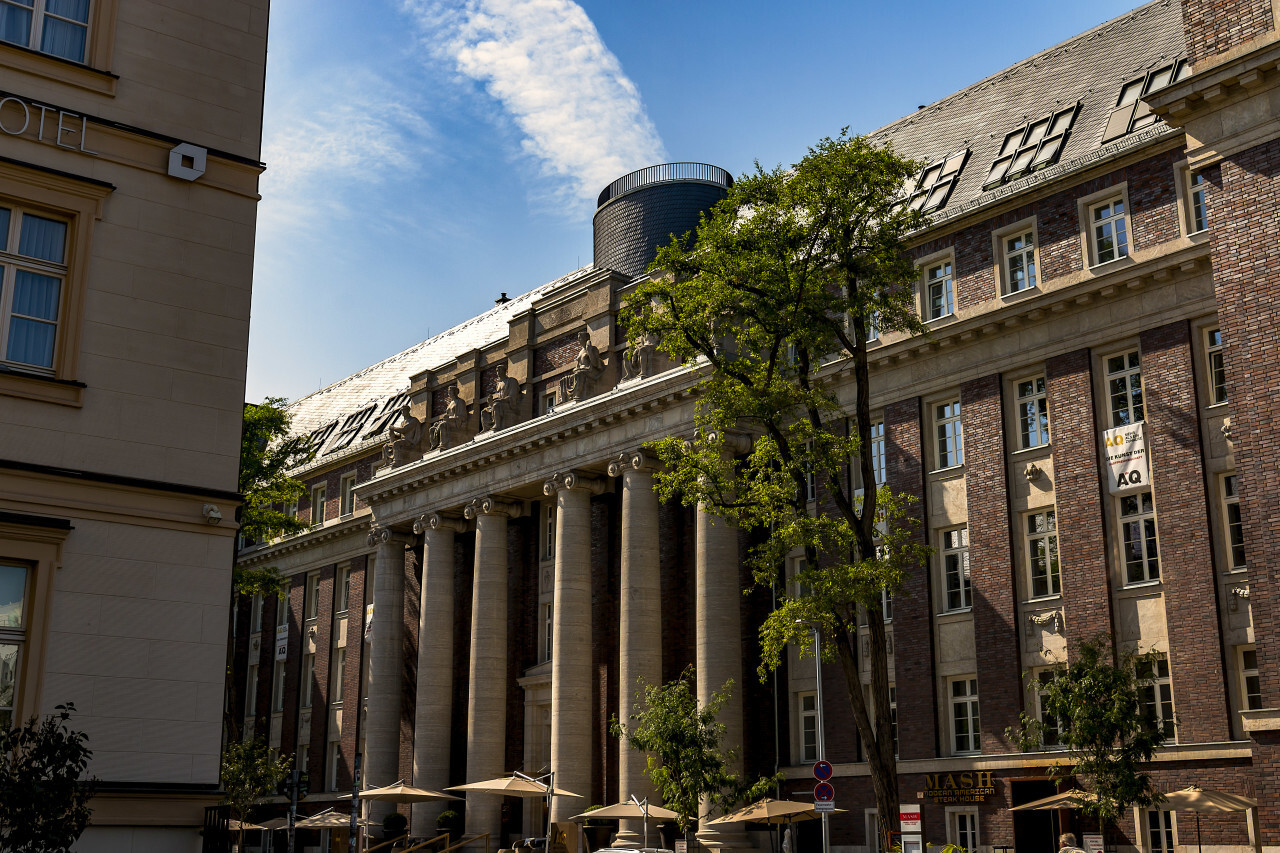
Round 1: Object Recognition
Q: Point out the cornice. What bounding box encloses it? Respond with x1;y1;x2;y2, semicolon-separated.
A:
236;513;372;567
1147;39;1280;125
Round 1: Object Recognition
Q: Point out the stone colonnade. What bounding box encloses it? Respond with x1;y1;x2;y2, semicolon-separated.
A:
366;452;748;847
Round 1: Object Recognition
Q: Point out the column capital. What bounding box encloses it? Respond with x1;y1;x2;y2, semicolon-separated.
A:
682;428;754;456
367;525;413;547
414;513;468;534
607;449;658;477
543;470;607;496
462;495;522;520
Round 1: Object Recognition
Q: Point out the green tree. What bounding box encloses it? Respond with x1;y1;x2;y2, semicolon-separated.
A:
612;669;777;841
221;738;290;852
1009;636;1168;835
0;703;96;853
622;131;930;850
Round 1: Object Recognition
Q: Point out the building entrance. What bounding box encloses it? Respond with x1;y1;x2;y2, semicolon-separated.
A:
1011;780;1061;853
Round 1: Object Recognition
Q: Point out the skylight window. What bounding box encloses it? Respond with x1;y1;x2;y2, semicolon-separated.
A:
1101;59;1190;144
984;103;1079;188
326;405;376;454
363;392;409;439
905;149;969;213
308;421;338;454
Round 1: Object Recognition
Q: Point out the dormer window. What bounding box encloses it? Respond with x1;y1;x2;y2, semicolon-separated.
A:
326;405;376;454
1101;59;1190;144
984;104;1079;188
905;149;969;213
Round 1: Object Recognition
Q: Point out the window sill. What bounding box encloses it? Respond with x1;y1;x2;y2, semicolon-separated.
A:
0;41;118;95
1000;285;1040;303
1204;401;1229;412
0;367;85;407
929;463;966;476
1222;566;1248;575
937;607;973;619
925;313;957;325
1022;594;1063;606
1122;578;1163;591
1088;254;1134;272
1010;444;1051;456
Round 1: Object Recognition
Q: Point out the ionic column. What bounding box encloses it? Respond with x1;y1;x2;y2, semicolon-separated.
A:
463;496;519;840
608;452;662;846
544;471;606;822
412;512;466;836
696;502;745;849
365;525;412;824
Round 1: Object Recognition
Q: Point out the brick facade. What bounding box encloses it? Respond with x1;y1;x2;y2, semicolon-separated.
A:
1181;0;1274;64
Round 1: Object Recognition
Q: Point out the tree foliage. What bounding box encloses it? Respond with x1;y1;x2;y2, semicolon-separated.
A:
238;397;312;554
221;738;290;850
612;669;778;835
622;131;930;850
1009;636;1168;828
0;703;96;853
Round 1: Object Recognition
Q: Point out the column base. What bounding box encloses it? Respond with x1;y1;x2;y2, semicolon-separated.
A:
612;828;644;848
696;824;755;853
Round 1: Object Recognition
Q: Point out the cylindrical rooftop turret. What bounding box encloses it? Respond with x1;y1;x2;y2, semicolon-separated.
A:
592;162;733;279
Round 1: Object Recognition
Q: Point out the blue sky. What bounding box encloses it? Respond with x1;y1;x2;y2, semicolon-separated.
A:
246;0;1149;404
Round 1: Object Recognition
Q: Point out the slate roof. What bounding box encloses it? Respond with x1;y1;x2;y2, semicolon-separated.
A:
284;266;592;468
869;0;1186;223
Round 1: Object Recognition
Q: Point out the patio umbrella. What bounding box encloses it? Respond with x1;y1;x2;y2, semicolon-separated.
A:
229;818;267;831
340;780;462;803
1157;785;1259;853
259;817;290;830
706;798;817;825
571;799;681;850
446;775;581;798
295;808;376;829
1009;789;1101;811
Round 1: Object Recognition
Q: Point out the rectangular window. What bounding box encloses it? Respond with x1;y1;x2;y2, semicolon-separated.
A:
340;473;357;516
950;677;981;754
310;485;326;526
543;503;556;560
251;593;263;633
1206;328;1226;405
301;653;315;709
1035;670;1060;747
942;527;971;611
328;741;343;792
335;566;350;614
0;0;91;63
799;692;819;762
1016;376;1050;449
866;310;880;343
881;586;893;623
1223;475;1245;570
305;573;319;621
1137;655;1175;739
0;205;69;371
926;261;954;320
1146;810;1176;853
949;810;979;852
1120;490;1160;584
541;601;553;663
1090;198;1129;265
245;663;258;717
1106;350;1144;427
935;400;963;468
1240;647;1262;711
330;648;345;705
277;584;290;627
870;421;886;487
1003;231;1037;293
888;684;898;756
543;391;556;416
272;661;286;713
1026;510;1060;598
1188;172;1208;233
0;562;26;730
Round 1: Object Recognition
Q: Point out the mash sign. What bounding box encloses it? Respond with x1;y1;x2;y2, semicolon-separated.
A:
1104;423;1148;495
922;772;995;804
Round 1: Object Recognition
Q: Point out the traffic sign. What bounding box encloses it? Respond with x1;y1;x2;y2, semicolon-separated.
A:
812;760;833;781
813;781;835;802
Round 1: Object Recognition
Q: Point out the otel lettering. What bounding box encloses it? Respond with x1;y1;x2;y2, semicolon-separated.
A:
0;95;98;155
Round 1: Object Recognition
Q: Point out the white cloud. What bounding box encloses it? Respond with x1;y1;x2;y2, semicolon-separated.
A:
404;0;667;213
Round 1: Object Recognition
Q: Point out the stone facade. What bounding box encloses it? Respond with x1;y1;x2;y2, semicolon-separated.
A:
231;2;1280;852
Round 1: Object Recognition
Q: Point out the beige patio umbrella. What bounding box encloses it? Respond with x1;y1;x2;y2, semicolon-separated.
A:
446;775;581;798
228;818;267;831
340;779;462;803
295;808;376;829
1158;785;1259;853
706;798;817;825
259;817;290;830
1009;789;1101;811
571;799;681;850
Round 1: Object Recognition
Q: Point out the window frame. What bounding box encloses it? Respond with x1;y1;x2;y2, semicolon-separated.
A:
0;169;110;406
1077;183;1132;269
1014;374;1050;450
1238;645;1262;714
947;807;980;853
335;565;350;614
995;219;1040;297
1205;327;1227;406
1137;654;1175;740
949;676;981;755
271;660;286;713
300;652;315;709
934;398;964;470
1119;490;1160;586
1144;809;1177;853
0;515;64;727
798;691;819;763
1024;508;1061;599
304;572;320;622
940;526;971;613
1032;668;1062;748
339;472;357;517
0;0;119;93
1221;474;1245;572
310;484;326;527
1104;348;1144;428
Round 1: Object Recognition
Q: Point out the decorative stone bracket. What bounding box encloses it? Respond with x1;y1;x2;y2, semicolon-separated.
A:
1025;610;1063;636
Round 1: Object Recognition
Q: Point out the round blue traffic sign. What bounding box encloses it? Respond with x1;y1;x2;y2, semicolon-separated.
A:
812;760;833;781
813;781;835;802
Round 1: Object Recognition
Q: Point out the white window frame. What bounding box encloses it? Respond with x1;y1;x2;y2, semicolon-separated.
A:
1222;474;1245;571
0;203;70;373
940;527;971;612
1104;349;1144;428
949;676;981;755
1145;809;1177;853
925;260;955;321
276;584;290;627
305;572;320;621
301;652;314;709
340;472;357;517
0;0;92;63
541;600;553;664
328;740;343;792
1077;184;1132;269
1033;668;1061;748
543;502;556;561
1025;509;1060;599
798;691;819;763
996;219;1039;296
1015;375;1050;449
869;420;886;488
1089;196;1130;265
335;565;350;614
1188;171;1208;234
934;399;964;469
947;807;980;852
271;660;286;713
1206;327;1227;406
330;647;345;706
542;390;557;416
1137;654;1175;740
1239;645;1262;712
310;484;326;527
1119;490;1160;585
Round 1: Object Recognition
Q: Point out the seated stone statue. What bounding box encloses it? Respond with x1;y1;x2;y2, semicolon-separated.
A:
558;330;606;403
429;385;468;451
620;330;659;382
384;403;426;466
480;364;522;432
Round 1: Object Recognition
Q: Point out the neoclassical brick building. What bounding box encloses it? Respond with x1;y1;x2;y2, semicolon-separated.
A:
231;1;1280;851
